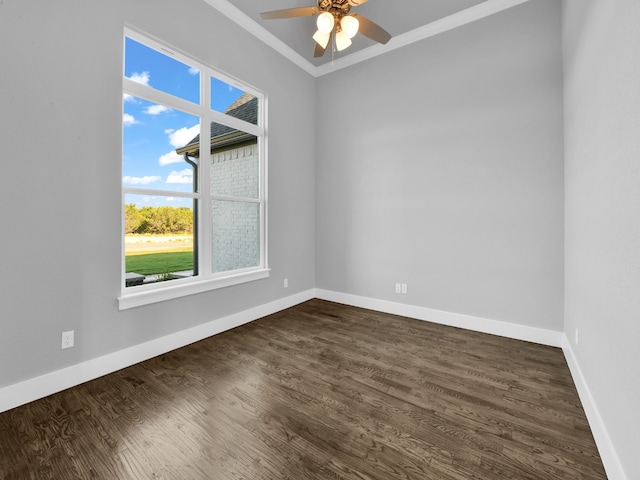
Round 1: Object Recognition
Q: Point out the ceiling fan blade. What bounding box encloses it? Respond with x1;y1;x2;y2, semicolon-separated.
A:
347;0;369;5
260;6;319;20
314;32;332;57
352;13;391;45
313;42;326;58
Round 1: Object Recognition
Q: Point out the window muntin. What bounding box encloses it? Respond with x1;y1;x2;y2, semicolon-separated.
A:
121;30;267;307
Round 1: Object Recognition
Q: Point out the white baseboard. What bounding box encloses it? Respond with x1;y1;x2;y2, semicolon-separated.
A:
314;289;564;347
562;338;627;480
314;289;625;479
0;289;315;414
0;288;625;480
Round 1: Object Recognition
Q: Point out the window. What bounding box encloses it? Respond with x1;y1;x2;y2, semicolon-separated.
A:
120;30;268;309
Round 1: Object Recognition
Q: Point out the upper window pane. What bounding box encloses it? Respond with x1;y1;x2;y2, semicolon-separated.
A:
210;122;258;198
123;96;199;193
125;37;200;104
211;77;258;126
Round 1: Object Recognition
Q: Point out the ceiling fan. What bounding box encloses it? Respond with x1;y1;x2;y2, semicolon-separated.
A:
260;0;391;58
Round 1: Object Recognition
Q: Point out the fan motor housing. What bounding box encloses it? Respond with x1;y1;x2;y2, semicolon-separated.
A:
319;0;351;17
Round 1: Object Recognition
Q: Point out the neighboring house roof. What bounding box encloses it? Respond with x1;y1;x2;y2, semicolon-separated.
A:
175;93;258;157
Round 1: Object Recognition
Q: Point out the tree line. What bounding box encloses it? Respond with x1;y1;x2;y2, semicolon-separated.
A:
125;204;193;235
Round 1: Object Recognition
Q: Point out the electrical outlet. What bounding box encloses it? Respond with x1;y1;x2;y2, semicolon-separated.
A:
401;284;407;294
395;283;401;293
61;330;74;350
284;278;289;288
575;328;579;346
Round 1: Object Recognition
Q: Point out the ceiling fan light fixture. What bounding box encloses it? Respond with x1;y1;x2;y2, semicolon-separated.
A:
340;15;359;38
316;11;335;34
335;29;352;51
312;29;331;49
259;1;391;59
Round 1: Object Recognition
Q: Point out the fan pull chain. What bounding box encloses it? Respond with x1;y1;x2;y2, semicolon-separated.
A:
331;27;335;65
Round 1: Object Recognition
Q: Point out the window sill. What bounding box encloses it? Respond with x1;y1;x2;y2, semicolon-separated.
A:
118;268;270;310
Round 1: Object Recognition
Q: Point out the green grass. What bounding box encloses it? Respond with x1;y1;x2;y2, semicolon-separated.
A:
125;251;194;275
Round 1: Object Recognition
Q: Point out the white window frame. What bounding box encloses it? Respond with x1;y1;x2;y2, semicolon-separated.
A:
119;28;269;310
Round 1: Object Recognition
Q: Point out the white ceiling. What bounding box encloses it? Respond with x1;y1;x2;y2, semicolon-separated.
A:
203;0;532;76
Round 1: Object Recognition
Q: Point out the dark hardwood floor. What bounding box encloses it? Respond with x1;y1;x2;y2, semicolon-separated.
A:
0;299;606;479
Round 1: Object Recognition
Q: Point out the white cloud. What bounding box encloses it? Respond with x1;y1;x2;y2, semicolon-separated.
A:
123;113;137;126
144;104;170;115
188;67;199;76
167;124;199;148
158;150;184;166
128;71;150;86
166;169;193;184
123;93;134;102
123;175;162;185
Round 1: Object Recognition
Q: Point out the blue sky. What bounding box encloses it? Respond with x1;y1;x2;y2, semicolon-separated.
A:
123;37;244;207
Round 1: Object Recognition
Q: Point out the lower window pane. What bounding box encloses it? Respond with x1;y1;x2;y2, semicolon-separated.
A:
124;194;195;286
212;200;260;273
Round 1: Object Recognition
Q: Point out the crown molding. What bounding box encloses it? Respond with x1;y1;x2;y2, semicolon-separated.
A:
315;0;532;76
201;0;318;76
203;0;533;78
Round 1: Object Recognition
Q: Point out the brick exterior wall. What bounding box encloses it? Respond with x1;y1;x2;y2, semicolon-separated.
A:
211;141;260;272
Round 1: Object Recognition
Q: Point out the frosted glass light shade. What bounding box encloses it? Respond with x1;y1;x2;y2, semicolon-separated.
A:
312;29;331;49
316;12;335;34
340;15;359;38
335;30;352;51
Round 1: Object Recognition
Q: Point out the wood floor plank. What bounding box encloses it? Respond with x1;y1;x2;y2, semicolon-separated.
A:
0;299;607;479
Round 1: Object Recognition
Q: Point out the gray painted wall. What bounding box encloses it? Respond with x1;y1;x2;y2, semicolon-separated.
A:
316;0;564;330
0;0;316;388
563;1;640;477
